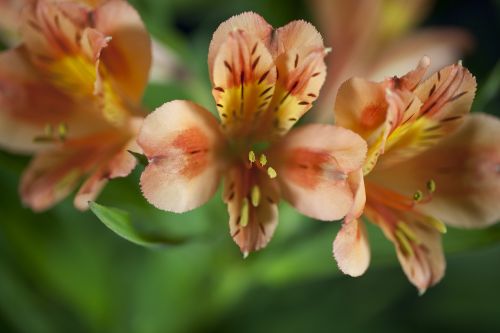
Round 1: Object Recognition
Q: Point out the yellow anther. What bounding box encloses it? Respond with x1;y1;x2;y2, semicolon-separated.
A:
259;154;267;166
240;198;250;227
413;190;423;202
57;123;68;140
248;151;256;163
426;179;436;193
267;167;277;179
395;230;414;257
397;222;420;244
425;216;447;234
251;185;261;207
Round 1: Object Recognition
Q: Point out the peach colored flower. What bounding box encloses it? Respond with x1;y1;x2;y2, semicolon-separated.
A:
138;12;367;256
332;57;500;293
0;0;151;211
310;0;473;122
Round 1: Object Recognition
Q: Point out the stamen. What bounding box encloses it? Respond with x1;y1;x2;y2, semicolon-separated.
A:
240;198;250;227
259;154;267;166
395;230;414;257
425;216;447;234
251;185;261;207
413;190;423;202
397;222;420;244
426;179;436;193
248;150;256;163
57;123;68;141
267;167;277;179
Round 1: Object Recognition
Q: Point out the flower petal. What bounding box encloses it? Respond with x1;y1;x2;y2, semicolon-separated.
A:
269;20;327;134
333;218;370;277
272;124;367;221
208;12;273;80
224;164;280;255
138;100;225;213
94;0;152;102
370;113;500;228
211;28;277;138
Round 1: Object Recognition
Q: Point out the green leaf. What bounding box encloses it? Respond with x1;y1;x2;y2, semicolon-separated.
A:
89;202;187;248
127;150;149;167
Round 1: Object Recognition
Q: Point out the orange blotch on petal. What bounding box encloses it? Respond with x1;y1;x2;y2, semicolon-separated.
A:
171;127;210;179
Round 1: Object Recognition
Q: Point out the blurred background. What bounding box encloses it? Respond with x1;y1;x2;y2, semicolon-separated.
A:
1;0;499;332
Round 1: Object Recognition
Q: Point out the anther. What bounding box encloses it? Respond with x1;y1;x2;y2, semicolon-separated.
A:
413;190;423;202
248;150;256;163
426;179;436;193
267;167;277;179
251;185;261;207
395;230;414;257
240;198;250;227
44;124;53;136
397;222;420;244
259;154;267;166
58;123;68;140
425;216;447;234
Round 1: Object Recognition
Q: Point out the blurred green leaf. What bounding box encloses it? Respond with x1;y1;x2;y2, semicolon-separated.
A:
474;60;500;112
89;202;187;248
127;151;148;167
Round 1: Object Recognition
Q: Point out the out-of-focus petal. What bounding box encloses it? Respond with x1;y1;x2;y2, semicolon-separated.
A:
371;113;500;228
224;165;280;255
94;0;152;102
370;28;473;82
268;20;327;134
272;124;367;221
208;12;273;80
138;100;226;213
211;28;277;138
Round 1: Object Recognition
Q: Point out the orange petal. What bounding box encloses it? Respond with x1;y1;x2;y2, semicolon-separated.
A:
138;100;226;213
381;61;476;165
272;124;367;221
224;164;280;255
211;28;277;138
333;218;370;277
365;205;445;294
73;149;136;210
394;221;445;294
94;0;152;102
208;12;273;80
371;113;500;228
269;20;327;134
20;148;91;212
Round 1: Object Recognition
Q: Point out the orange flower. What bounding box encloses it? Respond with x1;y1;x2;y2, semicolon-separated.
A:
0;0;151;211
332;57;499;293
138;13;367;255
310;0;473;122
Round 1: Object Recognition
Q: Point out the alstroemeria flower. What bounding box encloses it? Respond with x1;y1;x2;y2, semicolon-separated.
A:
138;12;367;255
311;0;473;122
0;0;151;211
331;57;498;293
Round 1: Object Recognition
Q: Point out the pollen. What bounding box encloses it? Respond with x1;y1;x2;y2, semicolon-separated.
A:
426;179;436;193
267;167;277;179
58;123;68;141
240;198;250;227
259;154;267;166
413;190;423;202
251;185;261;207
248;150;256;163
